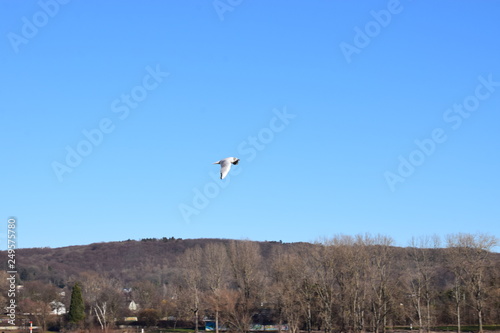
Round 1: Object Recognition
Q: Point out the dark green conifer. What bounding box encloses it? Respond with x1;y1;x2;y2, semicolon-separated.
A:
68;282;85;324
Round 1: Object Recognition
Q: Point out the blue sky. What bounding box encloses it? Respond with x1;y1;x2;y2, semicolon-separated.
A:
1;1;499;250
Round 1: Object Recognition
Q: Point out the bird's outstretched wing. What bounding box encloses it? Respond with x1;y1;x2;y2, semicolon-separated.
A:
219;159;232;179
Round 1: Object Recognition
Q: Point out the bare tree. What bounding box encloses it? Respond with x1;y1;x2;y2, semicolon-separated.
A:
291;244;319;333
310;242;336;333
311;235;373;333
20;281;58;332
270;246;305;333
0;271;11;313
178;245;204;333
218;288;253;333
362;234;396;333
203;242;230;333
406;235;441;333
132;280;161;311
226;240;264;333
445;250;466;333
446;233;498;333
78;271;122;331
328;235;370;333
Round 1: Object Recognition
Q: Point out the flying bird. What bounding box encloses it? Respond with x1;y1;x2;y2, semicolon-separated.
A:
213;157;240;179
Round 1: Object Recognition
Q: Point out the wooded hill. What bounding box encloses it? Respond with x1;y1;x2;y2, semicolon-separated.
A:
6;238;301;286
1;234;499;333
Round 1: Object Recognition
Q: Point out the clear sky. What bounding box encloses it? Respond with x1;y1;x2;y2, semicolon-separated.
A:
1;1;499;250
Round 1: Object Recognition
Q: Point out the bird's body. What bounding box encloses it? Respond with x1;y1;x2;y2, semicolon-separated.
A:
213;157;239;179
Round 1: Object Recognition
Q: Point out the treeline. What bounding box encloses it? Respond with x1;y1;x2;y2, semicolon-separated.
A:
1;233;499;333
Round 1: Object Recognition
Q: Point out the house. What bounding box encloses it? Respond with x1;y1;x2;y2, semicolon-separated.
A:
128;300;138;311
50;301;66;315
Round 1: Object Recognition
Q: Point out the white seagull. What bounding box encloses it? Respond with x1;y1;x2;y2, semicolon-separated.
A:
213;157;240;179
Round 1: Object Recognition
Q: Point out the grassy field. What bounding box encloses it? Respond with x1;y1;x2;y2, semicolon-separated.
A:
434;326;500;332
392;326;500;332
143;327;500;333
150;327;500;333
12;322;500;333
153;329;195;333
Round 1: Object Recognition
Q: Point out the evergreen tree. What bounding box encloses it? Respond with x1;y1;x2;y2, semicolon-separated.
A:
68;282;85;324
